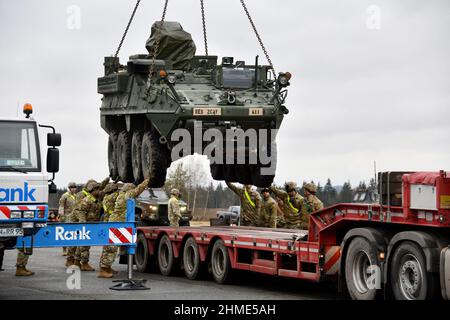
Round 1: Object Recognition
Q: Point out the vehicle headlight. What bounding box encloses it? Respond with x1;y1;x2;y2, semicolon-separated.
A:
23;211;35;219
10;211;22;219
277;72;292;87
167;74;177;85
149;214;157;220
149;205;158;212
180;206;187;213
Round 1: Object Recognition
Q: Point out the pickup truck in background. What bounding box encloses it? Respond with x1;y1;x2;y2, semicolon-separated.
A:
216;206;240;225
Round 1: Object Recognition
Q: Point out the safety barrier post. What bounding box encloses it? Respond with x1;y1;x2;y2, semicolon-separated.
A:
110;199;149;291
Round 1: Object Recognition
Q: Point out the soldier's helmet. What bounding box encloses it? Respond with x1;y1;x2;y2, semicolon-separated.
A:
121;183;136;192
103;183;118;194
284;181;297;192
261;187;270;193
304;183;317;194
85;180;100;192
68;182;77;188
170;188;180;196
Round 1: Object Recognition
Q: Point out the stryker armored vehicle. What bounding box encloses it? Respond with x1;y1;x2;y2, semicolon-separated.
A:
98;22;291;187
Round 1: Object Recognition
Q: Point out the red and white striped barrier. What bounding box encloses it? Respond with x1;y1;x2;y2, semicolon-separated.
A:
108;227;136;244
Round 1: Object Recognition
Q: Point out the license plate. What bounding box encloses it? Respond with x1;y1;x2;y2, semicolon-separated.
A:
0;227;24;237
249;108;263;116
193;107;221;116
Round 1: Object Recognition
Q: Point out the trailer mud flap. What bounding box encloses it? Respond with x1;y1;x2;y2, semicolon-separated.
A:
440;246;450;300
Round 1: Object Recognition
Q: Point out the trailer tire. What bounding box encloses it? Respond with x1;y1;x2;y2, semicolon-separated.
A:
135;233;153;273
390;241;438;300
117;130;133;182
107;133;119;180
211;239;231;284
345;237;381;300
183;237;201;280
158;235;175;276
131;131;143;183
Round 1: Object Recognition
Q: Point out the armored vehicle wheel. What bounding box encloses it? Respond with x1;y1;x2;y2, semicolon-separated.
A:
116;131;134;182
131;131;143;183
141;131;168;188
107;133;119;180
250;164;275;187
235;164;252;185
210;164;225;180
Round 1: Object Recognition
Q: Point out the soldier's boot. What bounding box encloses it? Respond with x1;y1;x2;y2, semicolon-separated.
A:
97;267;113;278
15;266;34;276
73;259;81;268
110;267;119;275
80;262;95;271
65;258;75;268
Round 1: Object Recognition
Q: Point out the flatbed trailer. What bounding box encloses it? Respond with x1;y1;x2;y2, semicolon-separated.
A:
133;171;450;300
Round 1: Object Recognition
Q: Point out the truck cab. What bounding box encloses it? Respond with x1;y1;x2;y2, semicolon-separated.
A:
0;105;60;250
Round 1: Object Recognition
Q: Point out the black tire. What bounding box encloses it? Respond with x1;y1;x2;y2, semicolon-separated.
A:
210;239;232;284
210;164;225;180
107;133;118;180
116;130;133;182
250;164;274;187
345;237;381;300
135;232;154;273
390;241;438;300
183;237;201;280
158;235;175;276
141;131;168;188
131;131;143;183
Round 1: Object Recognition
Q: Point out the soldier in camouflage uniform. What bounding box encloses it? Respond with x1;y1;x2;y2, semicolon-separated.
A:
275;196;286;228
58;182;78;256
300;183;324;229
101;183;119;222
98;178;149;278
259;188;277;228
226;182;261;227
168;188;182;227
15;250;34;276
65;177;110;270
270;181;304;229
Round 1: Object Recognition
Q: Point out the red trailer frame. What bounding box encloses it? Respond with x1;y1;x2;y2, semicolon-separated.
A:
134;171;450;300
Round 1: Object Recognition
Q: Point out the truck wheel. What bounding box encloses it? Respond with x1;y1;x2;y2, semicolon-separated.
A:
141;131;168;188
158;235;175;276
211;239;231;284
183;237;201;280
116;130;133;182
135;232;153;273
131;131;143;183
345;237;381;300
390;241;438;300
107;133;118;180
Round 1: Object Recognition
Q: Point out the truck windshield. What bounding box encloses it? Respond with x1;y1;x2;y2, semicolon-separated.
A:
0;120;40;172
222;68;255;89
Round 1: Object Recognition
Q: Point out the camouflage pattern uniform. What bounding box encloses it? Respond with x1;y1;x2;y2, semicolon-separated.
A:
16;250;29;268
300;183;324;229
66;178;109;266
168;189;182;227
270;182;304;229
226;182;261;226
99;179;149;270
259;194;277;228
102;184;119;222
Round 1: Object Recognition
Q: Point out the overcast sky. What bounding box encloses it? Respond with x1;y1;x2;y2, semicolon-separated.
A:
0;0;449;189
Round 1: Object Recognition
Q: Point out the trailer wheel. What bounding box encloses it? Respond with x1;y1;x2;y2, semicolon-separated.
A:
211;239;231;284
390;241;438;300
131;131;143;183
135;233;153;273
345;237;381;300
141;131;168;188
116;130;133;182
158;235;175;276
183;237;201;280
107;133;118;180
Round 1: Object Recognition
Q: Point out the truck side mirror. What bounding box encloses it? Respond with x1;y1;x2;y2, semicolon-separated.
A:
47;148;59;173
47;133;61;147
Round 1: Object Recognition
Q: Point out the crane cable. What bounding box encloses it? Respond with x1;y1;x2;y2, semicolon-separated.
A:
239;0;276;79
200;0;208;56
114;0;142;58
